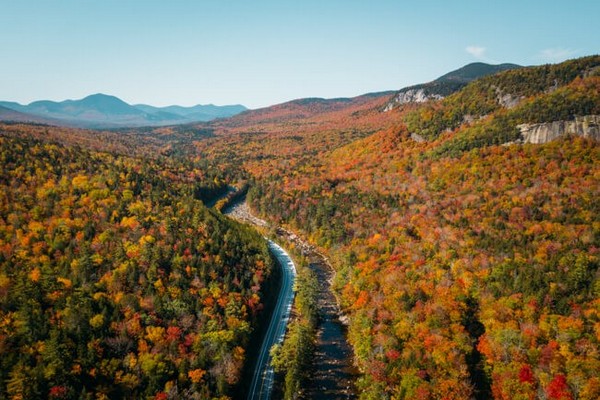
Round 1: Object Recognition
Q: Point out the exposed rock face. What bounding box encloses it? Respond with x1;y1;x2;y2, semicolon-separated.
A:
494;86;524;109
518;115;600;144
384;89;443;111
410;132;426;143
583;65;600;78
497;92;523;109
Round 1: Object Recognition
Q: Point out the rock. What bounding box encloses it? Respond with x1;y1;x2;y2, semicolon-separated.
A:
462;114;475;124
384;89;444;111
410;132;426;143
494;86;524;109
518;115;600;144
584;65;600;78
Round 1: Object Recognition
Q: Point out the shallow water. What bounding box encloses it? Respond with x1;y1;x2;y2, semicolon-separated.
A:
303;256;358;399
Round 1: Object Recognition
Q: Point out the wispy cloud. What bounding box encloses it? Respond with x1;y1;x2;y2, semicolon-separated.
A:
538;47;578;63
466;46;487;59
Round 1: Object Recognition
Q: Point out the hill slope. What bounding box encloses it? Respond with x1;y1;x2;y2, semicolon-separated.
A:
405;55;600;145
384;62;521;110
222;91;394;126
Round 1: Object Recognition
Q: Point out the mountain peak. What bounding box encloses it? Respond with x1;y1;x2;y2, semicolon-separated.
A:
384;62;522;110
82;93;123;101
434;62;522;84
76;93;138;115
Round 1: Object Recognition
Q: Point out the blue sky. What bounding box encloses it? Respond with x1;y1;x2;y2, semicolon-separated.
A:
1;1;598;109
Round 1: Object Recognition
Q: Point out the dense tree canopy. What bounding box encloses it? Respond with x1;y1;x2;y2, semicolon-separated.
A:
0;135;274;399
195;56;600;399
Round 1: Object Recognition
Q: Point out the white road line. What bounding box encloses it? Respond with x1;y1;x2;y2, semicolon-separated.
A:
247;240;296;400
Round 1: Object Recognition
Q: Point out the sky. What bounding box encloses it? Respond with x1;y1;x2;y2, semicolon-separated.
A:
1;1;599;109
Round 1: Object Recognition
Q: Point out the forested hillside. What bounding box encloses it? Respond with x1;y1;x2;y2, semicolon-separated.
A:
250;133;599;399
405;55;600;142
196;56;600;399
0;133;274;399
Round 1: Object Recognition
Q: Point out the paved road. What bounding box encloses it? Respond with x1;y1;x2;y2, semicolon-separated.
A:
247;241;296;400
223;201;296;400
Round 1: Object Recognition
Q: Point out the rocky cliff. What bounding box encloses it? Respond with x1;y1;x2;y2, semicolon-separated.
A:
518;115;600;144
495;87;524;109
384;89;443;111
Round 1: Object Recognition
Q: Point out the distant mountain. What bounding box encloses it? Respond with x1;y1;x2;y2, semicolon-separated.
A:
436;62;522;83
0;94;247;128
0;105;59;125
134;103;247;122
384;62;522;110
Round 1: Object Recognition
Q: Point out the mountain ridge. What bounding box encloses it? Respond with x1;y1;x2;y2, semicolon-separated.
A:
0;94;247;128
0;62;520;128
0;105;60;125
435;62;521;83
135;103;247;122
384;62;522;110
220;91;395;126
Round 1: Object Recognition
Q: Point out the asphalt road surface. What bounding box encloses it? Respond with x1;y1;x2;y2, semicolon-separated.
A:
247;241;296;400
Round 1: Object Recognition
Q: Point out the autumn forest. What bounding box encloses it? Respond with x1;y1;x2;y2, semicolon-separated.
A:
1;55;599;400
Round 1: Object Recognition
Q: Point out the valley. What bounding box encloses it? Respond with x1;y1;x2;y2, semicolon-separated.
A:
0;55;599;400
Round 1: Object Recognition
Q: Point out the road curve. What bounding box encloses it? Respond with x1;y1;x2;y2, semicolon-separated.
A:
222;201;296;400
247;240;296;400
